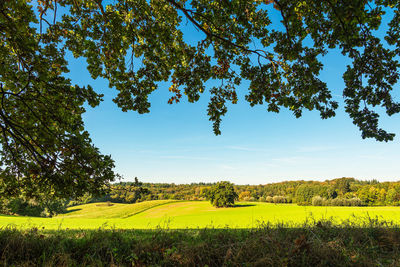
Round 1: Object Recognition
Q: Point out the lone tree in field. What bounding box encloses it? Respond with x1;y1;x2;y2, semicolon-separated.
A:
208;181;238;208
1;0;400;198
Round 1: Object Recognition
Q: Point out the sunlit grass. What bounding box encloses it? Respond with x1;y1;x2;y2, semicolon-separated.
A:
1;201;400;230
59;200;178;219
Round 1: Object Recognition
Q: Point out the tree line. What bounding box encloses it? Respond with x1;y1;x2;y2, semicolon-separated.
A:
2;177;400;217
72;177;400;207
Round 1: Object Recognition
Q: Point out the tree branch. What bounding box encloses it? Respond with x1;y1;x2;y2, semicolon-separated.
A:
164;0;277;65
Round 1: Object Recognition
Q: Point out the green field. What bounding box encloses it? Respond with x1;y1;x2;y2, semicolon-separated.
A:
1;200;400;230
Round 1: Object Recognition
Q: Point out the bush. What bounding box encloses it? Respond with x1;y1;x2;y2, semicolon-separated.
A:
265;196;273;203
348;197;362;206
0;197;67;217
312;196;325;206
258;196;266;202
2;225;400;266
272;196;287;204
323;197;363;206
207;181;238;208
238;191;251;201
9;199;44;217
296;202;309;206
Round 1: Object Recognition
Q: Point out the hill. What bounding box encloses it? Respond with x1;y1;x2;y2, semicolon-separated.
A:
60;200;178;219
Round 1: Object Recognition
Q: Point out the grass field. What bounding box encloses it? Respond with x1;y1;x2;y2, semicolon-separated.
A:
1;200;400;230
2;201;400;265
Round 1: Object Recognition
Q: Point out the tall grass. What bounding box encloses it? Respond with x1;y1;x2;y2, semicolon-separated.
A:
1;218;400;266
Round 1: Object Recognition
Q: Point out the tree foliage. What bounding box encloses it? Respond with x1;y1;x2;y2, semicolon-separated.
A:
0;0;115;199
71;177;400;207
207;181;238;207
0;196;67;217
1;0;400;197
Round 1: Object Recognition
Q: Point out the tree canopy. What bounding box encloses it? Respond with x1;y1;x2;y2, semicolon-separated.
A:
207;181;238;207
1;0;400;198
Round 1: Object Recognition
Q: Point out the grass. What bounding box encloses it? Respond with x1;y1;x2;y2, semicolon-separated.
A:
1;200;400;230
1;221;400;266
2;201;400;266
60;200;178;219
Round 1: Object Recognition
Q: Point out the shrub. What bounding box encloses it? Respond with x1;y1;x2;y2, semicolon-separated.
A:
312;196;325;206
297;202;309;206
348;197;362;206
265;196;273;203
238;191;251;201
1;198;66;217
326;197;363;206
331;198;345;206
322;198;331;206
258;196;266;202
272;196;287;204
2;225;400;266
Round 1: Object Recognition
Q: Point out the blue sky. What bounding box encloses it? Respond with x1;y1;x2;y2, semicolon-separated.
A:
63;5;400;185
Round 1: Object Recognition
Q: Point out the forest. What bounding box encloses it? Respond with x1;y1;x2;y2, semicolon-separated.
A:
99;177;400;206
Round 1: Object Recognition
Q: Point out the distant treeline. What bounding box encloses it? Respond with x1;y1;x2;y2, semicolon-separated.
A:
84;177;400;207
2;177;400;217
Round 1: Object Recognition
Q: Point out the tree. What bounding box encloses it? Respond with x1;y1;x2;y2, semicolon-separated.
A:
386;188;400;205
238;191;251;201
0;0;116;199
109;177;150;203
207;181;238;208
295;184;318;205
333;177;354;197
2;0;400;198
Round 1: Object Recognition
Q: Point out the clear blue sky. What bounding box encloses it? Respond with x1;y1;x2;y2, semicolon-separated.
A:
63;5;400;185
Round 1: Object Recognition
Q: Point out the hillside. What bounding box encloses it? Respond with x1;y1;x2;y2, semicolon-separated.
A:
60;200;178;219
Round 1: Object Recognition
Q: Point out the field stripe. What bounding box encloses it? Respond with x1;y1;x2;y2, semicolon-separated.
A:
120;200;183;218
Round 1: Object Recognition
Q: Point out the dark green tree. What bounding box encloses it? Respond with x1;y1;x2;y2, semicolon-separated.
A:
207;181;238;208
2;0;400;198
295;184;318;205
333;177;355;196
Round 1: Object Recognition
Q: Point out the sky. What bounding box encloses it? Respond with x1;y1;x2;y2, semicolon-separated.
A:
63;4;400;185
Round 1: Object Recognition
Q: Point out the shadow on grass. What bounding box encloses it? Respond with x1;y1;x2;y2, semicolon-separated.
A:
232;203;256;208
61;208;81;214
0;214;16;218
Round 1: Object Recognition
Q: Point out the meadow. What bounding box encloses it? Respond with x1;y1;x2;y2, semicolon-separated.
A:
2;201;400;266
1;200;400;230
